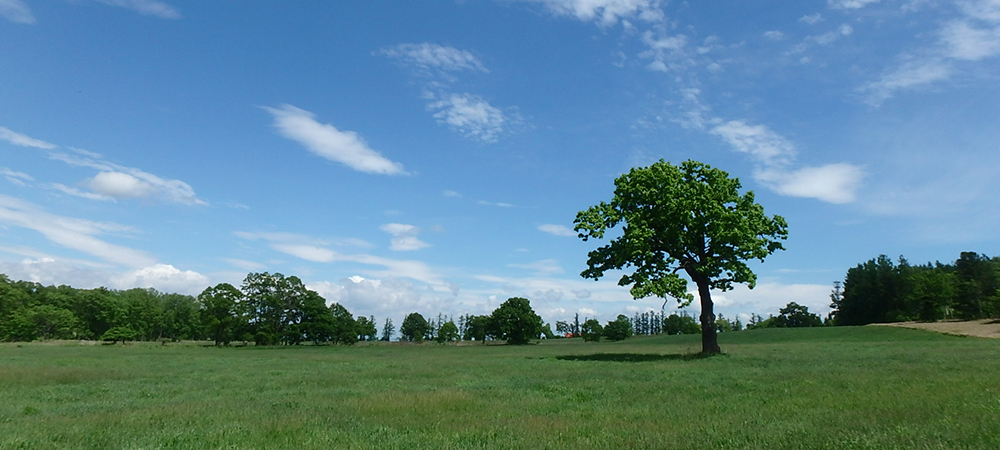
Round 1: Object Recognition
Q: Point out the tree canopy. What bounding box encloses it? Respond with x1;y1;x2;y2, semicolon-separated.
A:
490;297;543;345
575;159;787;353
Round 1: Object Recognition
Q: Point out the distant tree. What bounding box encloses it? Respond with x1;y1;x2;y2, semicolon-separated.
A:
772;302;823;328
573;313;581;336
464;315;491;342
401;312;429;342
541;322;555;339
603;315;633;341
555;320;571;336
381;318;395;341
436;320;459;343
328;303;359;345
198;283;242;346
581;319;603;342
6;305;81;341
356;315;378;342
299;290;335;344
662;313;700;335
100;326;137;345
575;160;788;353
490;297;543;345
836;256;910;325
715;313;733;332
907;268;957;322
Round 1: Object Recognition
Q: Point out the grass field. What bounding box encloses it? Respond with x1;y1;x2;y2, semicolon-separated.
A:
2;327;999;449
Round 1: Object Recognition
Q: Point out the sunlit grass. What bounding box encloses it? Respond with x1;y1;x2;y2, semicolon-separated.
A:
1;327;998;449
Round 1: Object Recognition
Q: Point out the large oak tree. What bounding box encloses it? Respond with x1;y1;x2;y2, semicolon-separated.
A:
574;160;787;353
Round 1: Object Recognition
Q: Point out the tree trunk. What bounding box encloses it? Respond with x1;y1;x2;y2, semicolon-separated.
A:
696;277;721;354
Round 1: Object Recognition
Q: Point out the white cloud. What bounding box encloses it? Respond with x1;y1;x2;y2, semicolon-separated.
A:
380;223;431;251
264;104;407;175
378;43;487;73
50;183;114;201
757;164;865;204
537;224;577;237
478;200;515;207
92;0;181;19
1;167;33;185
526;0;664;26
309;276;430;318
799;14;824;25
509;259;565;275
0;194;156;268
223;258;266;271
236;230;446;287
764;30;785;40
710;120;797;167
88;171;156;199
427;93;512;143
941;19;1000;60
443;190;462;198
827;0;880;9
810;23;854;45
861;58;952;106
0;0;34;24
110;264;209;295
0;126;56;149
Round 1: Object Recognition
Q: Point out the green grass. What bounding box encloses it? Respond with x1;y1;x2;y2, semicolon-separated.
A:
1;327;998;449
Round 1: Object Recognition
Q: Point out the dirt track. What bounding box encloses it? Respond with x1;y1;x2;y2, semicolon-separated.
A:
872;319;1000;339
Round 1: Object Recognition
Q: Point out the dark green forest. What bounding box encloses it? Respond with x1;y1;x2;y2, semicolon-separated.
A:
1;251;997;344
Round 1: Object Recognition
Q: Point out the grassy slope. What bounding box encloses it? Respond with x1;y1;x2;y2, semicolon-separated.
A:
1;327;998;450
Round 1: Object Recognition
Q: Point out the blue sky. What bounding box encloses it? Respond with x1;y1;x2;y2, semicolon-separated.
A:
2;0;999;327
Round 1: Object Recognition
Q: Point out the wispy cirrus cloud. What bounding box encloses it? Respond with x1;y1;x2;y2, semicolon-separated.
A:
861;0;1000;105
93;0;181;19
264;104;407;175
0;0;35;24
0;194;156;268
1;126;207;205
380;43;520;143
523;0;664;26
378;43;487;75
538;224;577;237
0;126;56;148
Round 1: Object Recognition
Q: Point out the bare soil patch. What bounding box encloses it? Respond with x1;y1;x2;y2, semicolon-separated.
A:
872;319;1000;338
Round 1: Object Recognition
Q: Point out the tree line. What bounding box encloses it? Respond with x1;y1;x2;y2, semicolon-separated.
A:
830;251;1000;325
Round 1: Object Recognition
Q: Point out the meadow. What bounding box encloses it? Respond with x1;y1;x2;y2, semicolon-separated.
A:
1;327;998;450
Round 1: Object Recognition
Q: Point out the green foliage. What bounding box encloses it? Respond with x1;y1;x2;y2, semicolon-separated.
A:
575;159;787;353
356;315;378;342
463;315;492;342
662;313;700;335
489;297;543;345
436;321;459;343
401;312;429;342
198;283;241;346
581;319;603;342
603;314;634;341
100;326;137;344
6;305;81;341
834;252;1000;325
380;317;395;341
771;303;823;328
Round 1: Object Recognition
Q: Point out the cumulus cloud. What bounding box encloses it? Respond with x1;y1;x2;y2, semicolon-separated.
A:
427;93;513;143
0;194;156;268
309;276;430;318
941;18;1000;61
264;104;407;175
0;126;56;148
92;0;181;19
380;223;431;251
378;43;487;74
88;171;156;199
110;264;209;295
525;0;664;26
764;30;785;40
0;0;35;24
537;224;577;237
757;164;866;204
